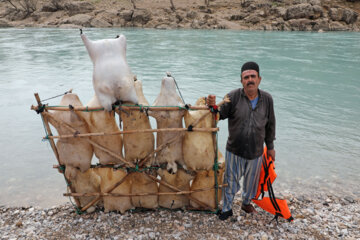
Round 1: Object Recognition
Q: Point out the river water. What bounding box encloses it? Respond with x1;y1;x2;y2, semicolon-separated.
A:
0;28;359;207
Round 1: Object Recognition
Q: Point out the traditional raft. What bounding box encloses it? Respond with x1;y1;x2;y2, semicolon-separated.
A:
31;90;227;214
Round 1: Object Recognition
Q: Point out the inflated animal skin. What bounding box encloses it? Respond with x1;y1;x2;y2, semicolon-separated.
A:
119;79;154;165
190;162;225;209
183;97;215;170
81;33;138;111
93;168;133;213
79;95;124;165
158;169;194;209
149;75;185;173
47;93;93;175
65;168;101;213
130;172;158;209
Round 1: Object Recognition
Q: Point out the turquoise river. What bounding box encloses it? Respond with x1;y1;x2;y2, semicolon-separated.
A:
0;28;359;207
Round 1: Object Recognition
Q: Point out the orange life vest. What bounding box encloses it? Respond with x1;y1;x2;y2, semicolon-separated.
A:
252;147;294;222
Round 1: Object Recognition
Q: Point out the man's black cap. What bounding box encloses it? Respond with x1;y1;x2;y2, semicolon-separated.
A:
241;61;260;75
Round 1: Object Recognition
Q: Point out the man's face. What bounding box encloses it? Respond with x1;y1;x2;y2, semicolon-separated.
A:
241;70;261;93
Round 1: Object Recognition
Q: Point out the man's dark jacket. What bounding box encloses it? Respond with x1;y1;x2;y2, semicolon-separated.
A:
219;88;276;159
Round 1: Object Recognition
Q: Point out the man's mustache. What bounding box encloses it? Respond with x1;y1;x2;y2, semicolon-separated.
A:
247;81;255;86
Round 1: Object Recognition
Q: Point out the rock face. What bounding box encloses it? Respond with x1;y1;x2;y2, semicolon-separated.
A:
329;8;358;24
157;169;194;209
63;1;95;16
79;95;123;165
47;93;93;177
0;0;360;31
183;97;215;171
149;75;185;174
0;19;11;27
284;3;323;20
81;33;138;111
120;79;155;165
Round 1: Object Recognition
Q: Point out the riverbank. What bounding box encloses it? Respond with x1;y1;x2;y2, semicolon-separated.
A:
0;0;359;31
1;192;359;239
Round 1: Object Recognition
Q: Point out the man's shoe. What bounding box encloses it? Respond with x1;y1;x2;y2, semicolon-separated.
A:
219;209;233;220
241;203;257;213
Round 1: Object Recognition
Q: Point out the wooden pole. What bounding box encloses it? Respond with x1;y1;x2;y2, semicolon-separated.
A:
64;184;228;197
43;112;135;168
45;127;219;140
144;173;216;211
33;93;81;208
31;105;210;112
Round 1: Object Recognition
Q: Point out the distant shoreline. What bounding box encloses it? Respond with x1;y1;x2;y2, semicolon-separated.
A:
0;0;359;31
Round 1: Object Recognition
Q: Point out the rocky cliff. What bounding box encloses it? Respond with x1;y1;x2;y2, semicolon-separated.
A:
0;0;359;31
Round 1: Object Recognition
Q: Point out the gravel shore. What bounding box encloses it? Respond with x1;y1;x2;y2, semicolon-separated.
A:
1;191;359;239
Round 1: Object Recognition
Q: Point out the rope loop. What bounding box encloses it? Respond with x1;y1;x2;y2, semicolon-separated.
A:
75;207;84;215
42;135;50;142
210;105;219;114
36;104;46;114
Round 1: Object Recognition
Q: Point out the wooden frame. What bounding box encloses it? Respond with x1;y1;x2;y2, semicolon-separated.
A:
32;93;225;213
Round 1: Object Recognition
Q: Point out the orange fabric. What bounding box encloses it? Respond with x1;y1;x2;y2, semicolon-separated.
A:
254;146;277;199
252;197;292;220
252;147;293;221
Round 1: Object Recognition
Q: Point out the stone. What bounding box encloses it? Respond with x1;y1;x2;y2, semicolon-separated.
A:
60;14;93;27
186;11;198;19
329;8;358;24
329;21;348;31
288;18;312;31
285;3;323;20
270;7;287;19
245;15;261;24
132;9;152;25
90;17;112;27
344;196;355;204
119;10;134;22
64;1;95;16
230;13;247;21
41;3;61;12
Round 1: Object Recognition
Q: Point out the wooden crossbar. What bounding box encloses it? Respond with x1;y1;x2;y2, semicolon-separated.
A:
44;127;219;140
31;105;210;112
64;184;228;197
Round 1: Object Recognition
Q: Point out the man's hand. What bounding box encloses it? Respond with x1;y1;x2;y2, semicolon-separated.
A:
207;95;216;107
267;149;276;162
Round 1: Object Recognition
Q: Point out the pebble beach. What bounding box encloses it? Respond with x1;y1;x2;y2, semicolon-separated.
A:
1;191;359;239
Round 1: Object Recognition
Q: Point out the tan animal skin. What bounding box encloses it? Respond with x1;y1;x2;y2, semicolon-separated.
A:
79;95;124;165
119;79;155;165
65;168;101;213
190;162;225;209
183;97;215;170
93;168;133;213
130;172;158;209
149;75;186;174
47;93;93;174
158;169;194;209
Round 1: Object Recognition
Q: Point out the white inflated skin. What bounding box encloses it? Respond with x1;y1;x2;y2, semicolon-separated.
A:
81;33;138;111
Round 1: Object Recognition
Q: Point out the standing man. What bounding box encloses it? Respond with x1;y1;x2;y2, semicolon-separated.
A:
207;62;276;220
